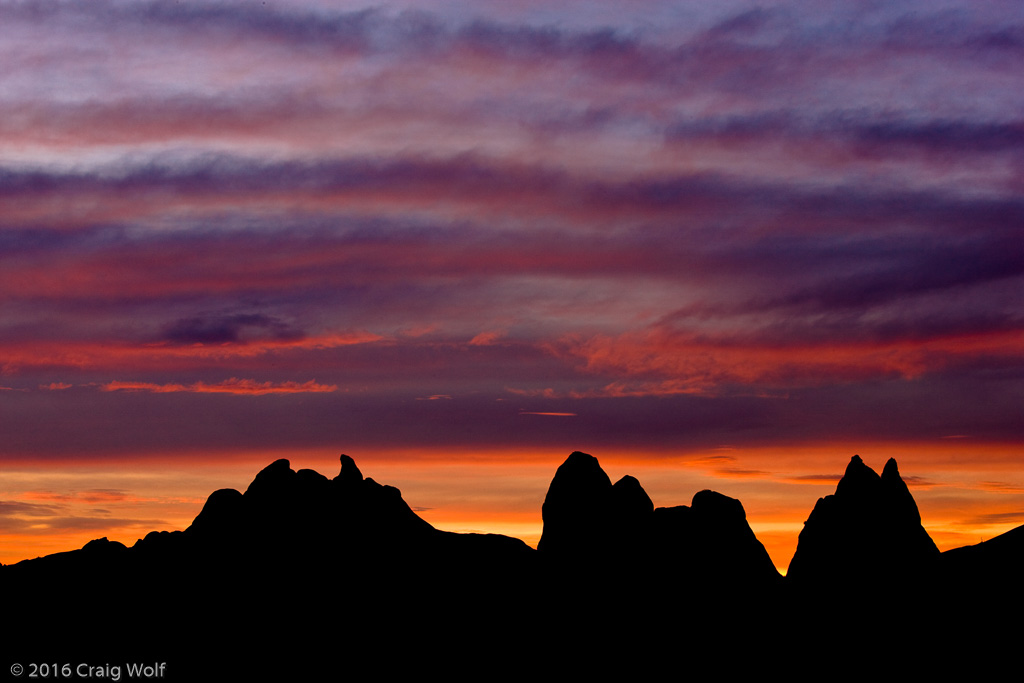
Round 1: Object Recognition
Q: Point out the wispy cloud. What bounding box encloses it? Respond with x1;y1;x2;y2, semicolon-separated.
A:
959;511;1024;527
518;411;577;417
0;0;1021;508
101;379;338;395
0;497;163;535
978;481;1024;494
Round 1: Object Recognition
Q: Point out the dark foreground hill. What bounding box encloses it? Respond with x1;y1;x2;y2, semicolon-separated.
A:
3;451;1022;678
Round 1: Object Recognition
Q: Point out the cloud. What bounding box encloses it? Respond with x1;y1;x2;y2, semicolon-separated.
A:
0;496;164;535
518;411;577;417
667;111;1024;156
0;515;167;535
714;468;769;479
0;2;381;54
0;500;62;518
900;475;938;488
24;489;130;504
687;455;738;466
469;330;506;346
544;316;1024;396
161;314;305;346
101;378;338;395
979;481;1024;494
0;0;1022;468
0;331;384;373
959;511;1024;527
786;474;844;484
506;388;562;399
100;382;189;394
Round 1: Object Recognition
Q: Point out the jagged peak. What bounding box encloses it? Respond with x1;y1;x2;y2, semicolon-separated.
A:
836;454;881;499
844;454;874;476
336;453;363;485
788;454;939;583
881;457;901;482
244;458;296;497
82;537;127;552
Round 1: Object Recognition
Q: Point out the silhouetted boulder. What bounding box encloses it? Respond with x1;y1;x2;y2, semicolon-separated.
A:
787;455;939;588
538;451;615;557
296;467;330;487
81;536;129;555
646;490;781;591
608;474;655;553
691;489;779;582
244;457;296;499
611;475;654;520
188;487;244;537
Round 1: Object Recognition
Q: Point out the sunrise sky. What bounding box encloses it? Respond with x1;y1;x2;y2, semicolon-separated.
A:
2;0;1023;573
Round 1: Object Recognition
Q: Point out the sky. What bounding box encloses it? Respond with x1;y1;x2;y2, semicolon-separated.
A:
1;0;1023;572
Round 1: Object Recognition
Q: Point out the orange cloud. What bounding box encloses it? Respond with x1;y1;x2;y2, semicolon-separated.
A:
101;378;337;395
24;489;138;504
518;411;577;416
100;381;188;393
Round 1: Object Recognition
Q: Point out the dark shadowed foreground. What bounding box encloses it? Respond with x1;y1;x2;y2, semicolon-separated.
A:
4;452;1020;679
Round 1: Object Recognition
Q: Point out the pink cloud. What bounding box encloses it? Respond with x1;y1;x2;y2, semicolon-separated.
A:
0;331;383;373
469;330;506;346
546;326;1024;396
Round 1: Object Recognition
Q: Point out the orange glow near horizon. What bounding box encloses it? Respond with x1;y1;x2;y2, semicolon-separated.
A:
2;440;1022;573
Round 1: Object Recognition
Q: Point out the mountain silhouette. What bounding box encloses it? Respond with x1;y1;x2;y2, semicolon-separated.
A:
3;450;1020;678
4;455;539;679
787;455;940;588
133;454;536;579
539;451;780;593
